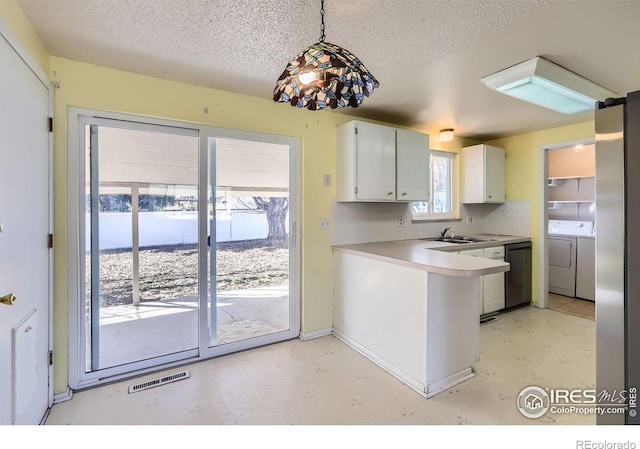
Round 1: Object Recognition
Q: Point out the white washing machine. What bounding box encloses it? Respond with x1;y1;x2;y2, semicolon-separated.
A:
548;220;594;297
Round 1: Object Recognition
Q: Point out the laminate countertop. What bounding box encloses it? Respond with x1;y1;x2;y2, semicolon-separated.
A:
332;235;531;278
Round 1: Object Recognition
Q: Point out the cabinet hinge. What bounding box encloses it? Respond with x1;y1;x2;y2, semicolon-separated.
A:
48;350;53;366
47;233;53;249
48;117;53;132
355;127;358;134
355;187;358;195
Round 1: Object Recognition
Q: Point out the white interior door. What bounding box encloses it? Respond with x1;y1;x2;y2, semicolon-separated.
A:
0;23;52;424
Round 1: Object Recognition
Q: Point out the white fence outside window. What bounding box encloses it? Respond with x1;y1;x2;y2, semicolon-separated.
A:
86;210;287;250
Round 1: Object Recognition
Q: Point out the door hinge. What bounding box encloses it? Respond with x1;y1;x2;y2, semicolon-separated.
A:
48;350;53;366
48;117;53;132
47;233;53;249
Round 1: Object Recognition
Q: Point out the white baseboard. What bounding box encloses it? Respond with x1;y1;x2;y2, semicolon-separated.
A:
333;328;427;397
298;327;333;341
426;368;475;398
53;388;73;404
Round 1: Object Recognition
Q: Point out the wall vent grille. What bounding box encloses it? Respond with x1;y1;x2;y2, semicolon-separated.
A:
128;370;190;394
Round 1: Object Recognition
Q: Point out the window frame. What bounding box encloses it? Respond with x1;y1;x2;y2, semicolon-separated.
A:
412;150;456;221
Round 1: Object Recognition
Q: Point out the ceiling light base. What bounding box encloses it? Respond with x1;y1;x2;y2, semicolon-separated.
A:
439;129;454;142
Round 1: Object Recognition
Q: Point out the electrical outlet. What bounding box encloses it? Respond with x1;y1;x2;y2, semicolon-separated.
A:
320;218;329;230
466;216;473;224
398;216;406;228
323;174;331;187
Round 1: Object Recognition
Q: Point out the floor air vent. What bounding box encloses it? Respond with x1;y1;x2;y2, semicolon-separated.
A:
480;315;499;326
128;370;190;394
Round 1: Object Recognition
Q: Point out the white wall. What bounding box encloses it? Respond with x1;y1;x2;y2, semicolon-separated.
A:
331;199;531;245
87;210;273;250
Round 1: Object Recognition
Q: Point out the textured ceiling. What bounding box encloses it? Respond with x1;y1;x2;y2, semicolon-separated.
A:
15;0;640;140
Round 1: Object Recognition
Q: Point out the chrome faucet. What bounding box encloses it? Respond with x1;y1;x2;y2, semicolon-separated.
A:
440;226;451;238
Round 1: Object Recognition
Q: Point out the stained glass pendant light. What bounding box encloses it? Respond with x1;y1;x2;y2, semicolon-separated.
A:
273;0;379;110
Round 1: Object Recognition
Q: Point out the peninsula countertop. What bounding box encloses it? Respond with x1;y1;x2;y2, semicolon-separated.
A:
332;235;531;277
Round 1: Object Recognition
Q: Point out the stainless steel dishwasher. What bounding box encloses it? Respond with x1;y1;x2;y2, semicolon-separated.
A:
504;241;532;309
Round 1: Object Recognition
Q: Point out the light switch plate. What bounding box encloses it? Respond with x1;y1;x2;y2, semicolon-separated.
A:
323;174;331;187
320;218;329;230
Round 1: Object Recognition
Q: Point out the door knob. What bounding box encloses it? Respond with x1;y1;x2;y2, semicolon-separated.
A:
1;293;15;305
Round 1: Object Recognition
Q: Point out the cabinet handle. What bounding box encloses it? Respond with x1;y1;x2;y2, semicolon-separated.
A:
401;192;407;196
388;192;393;196
488;195;493;199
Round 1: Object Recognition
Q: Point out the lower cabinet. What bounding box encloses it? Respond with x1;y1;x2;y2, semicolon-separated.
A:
459;246;506;316
483;247;506;314
333;249;481;397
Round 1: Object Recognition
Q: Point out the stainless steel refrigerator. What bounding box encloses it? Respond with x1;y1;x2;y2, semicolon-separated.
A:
595;90;640;425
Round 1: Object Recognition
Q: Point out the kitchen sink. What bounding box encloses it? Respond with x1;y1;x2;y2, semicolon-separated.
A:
421;236;499;244
421;237;473;244
443;238;474;244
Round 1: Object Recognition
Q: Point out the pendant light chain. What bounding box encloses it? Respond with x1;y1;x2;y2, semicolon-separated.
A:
319;0;326;43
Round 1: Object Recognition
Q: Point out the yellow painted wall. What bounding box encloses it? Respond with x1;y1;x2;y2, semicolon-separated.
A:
0;1;48;73
49;57;422;393
488;121;595;305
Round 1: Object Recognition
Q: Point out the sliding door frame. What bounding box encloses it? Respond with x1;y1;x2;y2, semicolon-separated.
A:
197;126;301;359
67;108;300;389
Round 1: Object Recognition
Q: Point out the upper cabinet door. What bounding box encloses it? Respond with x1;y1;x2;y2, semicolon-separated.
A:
396;129;430;202
336;120;396;202
355;122;397;201
461;144;505;203
336;121;429;202
484;145;506;202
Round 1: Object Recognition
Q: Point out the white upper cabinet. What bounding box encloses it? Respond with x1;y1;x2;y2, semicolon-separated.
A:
336;120;429;202
396;128;430;201
461;144;505;204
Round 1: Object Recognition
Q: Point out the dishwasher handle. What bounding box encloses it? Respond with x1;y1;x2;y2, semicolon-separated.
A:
505;241;532;252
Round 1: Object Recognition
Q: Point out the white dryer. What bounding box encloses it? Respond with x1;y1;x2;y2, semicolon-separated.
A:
548;220;594;297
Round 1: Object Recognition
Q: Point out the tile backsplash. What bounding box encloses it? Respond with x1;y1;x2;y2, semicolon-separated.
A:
331;199;531;245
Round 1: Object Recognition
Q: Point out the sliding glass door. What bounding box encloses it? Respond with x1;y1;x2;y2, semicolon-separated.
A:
71;112;299;386
207;137;294;349
84;120;200;373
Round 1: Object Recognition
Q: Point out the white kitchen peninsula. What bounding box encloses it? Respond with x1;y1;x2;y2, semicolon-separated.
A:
332;239;510;398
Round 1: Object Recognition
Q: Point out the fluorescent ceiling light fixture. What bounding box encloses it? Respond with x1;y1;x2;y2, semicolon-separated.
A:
481;57;616;114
